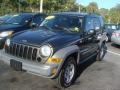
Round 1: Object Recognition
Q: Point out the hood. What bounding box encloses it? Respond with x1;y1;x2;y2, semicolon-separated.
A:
0;24;22;32
12;29;80;49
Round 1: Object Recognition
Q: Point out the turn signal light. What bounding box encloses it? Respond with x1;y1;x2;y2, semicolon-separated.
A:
46;58;62;63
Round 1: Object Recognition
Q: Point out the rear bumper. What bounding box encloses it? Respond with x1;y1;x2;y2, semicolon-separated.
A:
0;50;59;78
111;36;120;45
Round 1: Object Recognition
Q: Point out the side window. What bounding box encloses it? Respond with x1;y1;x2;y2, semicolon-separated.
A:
86;17;94;32
93;18;101;30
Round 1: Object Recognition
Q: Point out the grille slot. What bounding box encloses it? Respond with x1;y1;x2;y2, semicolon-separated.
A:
5;43;40;62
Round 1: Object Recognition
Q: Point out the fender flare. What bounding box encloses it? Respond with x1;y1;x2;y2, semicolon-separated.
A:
51;45;80;78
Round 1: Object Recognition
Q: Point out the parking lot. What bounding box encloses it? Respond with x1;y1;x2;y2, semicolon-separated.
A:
0;42;120;90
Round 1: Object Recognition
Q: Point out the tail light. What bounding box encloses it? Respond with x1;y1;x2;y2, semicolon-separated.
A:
113;32;120;37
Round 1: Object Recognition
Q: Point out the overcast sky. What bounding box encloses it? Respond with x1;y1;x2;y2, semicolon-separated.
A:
76;0;120;9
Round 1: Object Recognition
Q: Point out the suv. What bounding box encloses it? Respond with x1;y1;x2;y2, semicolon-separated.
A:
0;13;46;49
104;23;118;42
1;12;107;88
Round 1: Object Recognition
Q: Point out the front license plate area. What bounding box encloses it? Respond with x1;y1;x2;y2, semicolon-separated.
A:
10;59;22;71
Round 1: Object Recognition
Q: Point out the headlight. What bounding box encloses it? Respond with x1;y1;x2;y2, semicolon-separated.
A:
0;31;13;37
39;45;53;57
6;38;11;46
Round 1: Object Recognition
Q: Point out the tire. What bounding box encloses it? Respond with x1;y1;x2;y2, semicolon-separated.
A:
52;57;77;88
106;35;111;42
96;43;107;61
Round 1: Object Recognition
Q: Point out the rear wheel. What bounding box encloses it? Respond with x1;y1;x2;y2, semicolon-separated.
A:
97;43;107;61
106;35;111;42
53;57;77;88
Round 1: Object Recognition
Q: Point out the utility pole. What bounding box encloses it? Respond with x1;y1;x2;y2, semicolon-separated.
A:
19;0;20;12
79;5;81;12
40;0;43;13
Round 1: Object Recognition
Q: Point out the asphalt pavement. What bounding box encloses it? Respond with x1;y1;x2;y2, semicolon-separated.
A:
0;42;120;90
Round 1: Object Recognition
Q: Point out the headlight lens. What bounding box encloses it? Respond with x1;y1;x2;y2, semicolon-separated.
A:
40;45;53;57
0;31;13;37
6;38;11;46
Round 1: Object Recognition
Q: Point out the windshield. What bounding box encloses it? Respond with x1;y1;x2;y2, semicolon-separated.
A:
105;24;117;30
5;14;28;25
0;15;12;21
40;15;83;33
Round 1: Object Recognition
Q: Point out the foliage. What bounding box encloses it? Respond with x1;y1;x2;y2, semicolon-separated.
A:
0;0;120;23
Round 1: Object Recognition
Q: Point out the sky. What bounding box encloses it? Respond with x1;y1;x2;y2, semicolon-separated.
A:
76;0;120;9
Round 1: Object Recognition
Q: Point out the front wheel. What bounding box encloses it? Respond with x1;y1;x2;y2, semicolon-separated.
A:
53;57;77;88
97;43;107;61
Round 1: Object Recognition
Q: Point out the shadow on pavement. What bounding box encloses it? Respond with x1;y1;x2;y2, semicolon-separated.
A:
111;43;120;49
74;56;97;85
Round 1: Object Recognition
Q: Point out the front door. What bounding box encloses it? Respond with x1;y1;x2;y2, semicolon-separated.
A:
79;17;100;62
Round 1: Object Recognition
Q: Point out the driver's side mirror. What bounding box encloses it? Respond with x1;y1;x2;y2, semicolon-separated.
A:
25;19;32;26
88;29;95;35
31;23;39;28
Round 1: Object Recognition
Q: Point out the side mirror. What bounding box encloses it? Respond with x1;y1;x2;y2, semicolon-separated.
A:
25;20;29;23
88;29;95;35
25;20;31;26
31;23;39;28
95;27;100;30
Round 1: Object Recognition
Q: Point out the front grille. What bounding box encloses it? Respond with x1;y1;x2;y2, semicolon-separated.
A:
5;42;41;62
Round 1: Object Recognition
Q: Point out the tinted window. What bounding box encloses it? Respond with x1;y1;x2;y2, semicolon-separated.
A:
93;18;101;30
32;15;45;24
40;15;83;33
105;24;117;30
0;15;12;21
6;14;32;25
86;17;94;31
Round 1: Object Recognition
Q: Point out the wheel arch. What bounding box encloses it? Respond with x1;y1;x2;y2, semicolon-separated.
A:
51;45;80;78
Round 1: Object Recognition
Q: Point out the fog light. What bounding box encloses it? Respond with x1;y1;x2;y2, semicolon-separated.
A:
46;58;62;63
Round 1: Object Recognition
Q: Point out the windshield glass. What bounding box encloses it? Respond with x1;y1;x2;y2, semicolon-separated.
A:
5;14;27;25
105;24;117;30
40;15;83;33
0;15;12;21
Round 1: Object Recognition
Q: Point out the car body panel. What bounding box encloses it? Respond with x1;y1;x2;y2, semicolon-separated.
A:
111;30;120;45
0;13;46;49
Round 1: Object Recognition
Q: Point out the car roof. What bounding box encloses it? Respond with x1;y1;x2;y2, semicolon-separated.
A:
105;23;117;26
13;12;46;17
53;12;100;17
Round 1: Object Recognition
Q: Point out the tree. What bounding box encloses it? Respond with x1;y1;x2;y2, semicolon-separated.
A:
99;8;109;22
87;2;98;13
109;4;120;23
27;0;35;12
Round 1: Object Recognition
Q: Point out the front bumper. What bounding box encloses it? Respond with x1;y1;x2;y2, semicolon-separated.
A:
0;50;59;78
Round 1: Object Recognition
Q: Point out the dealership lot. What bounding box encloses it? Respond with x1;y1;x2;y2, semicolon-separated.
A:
0;43;120;90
